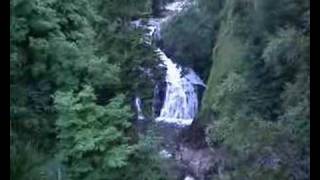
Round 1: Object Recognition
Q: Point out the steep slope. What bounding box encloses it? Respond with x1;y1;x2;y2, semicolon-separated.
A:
199;0;309;179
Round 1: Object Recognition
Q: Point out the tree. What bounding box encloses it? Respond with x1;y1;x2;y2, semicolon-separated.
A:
199;0;309;179
54;85;134;180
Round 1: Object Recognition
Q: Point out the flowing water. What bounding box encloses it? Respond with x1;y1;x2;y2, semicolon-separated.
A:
132;1;207;179
135;97;145;120
155;49;205;125
132;0;205;126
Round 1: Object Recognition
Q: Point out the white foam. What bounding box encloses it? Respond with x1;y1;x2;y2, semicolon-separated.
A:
165;1;187;12
155;48;203;125
159;149;173;158
184;176;195;180
155;117;193;126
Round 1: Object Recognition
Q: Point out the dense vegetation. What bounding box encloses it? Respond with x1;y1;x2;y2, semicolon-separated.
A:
161;0;309;179
160;0;221;80
10;0;169;179
197;0;309;179
11;0;309;179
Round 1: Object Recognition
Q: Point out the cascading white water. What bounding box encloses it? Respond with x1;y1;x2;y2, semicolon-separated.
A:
132;2;204;179
155;49;205;125
132;0;204;126
135;97;145;120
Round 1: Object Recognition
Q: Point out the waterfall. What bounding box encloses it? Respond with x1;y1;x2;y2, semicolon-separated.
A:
132;1;204;179
131;0;204;126
135;97;145;120
155;49;205;125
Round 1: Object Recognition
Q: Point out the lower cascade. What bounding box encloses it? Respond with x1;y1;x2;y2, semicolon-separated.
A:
155;49;205;126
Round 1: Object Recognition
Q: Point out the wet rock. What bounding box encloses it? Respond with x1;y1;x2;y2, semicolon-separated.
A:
179;121;208;149
153;81;166;117
175;145;215;180
184;175;195;180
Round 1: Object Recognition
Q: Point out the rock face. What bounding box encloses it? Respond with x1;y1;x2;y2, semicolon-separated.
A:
172;122;228;180
153;81;166;117
175;145;214;180
174;141;230;180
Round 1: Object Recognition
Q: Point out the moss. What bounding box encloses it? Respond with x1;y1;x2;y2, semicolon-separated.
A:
199;27;250;124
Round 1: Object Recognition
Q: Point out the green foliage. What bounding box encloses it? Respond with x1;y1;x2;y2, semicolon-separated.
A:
262;28;309;78
11;0;310;179
200;31;250;123
199;0;309;179
160;0;219;79
10;135;45;180
11;0;166;179
119;129;178;180
54;85;134;179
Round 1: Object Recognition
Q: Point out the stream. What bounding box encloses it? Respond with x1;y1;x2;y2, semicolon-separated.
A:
132;1;212;179
132;0;205;126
